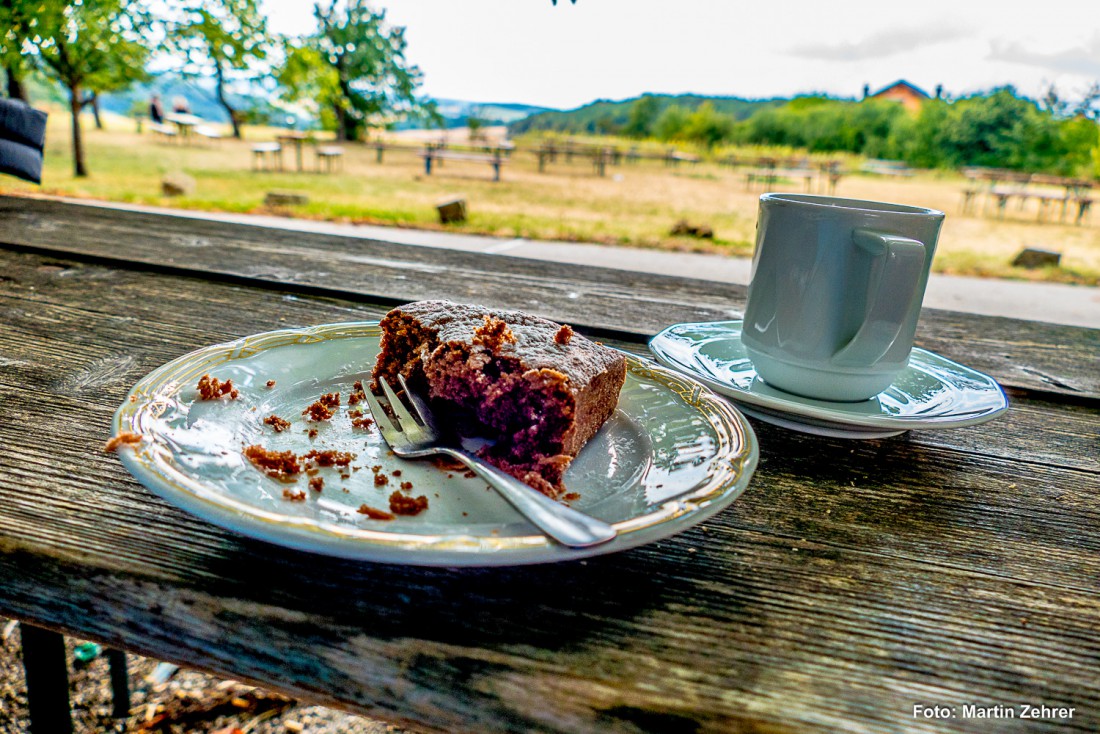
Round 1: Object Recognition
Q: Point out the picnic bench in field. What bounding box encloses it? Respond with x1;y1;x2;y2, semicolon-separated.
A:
421;145;505;181
962;168;1094;224
1;195;1098;733
315;145;344;173
250;142;283;172
737;156;843;195
146;122;178;142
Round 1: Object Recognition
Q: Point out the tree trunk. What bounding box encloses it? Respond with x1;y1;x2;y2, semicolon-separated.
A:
334;103;348;142
83;92;103;130
69;86;87;177
4;65;28;103
213;60;241;139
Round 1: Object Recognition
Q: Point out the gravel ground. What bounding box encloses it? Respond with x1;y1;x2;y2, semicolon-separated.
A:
0;619;411;734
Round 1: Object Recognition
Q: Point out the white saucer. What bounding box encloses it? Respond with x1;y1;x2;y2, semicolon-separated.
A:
649;321;1009;439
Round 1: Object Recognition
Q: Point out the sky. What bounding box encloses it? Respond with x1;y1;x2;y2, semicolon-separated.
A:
261;0;1100;109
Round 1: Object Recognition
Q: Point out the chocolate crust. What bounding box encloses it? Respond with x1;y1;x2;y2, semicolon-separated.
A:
372;301;626;496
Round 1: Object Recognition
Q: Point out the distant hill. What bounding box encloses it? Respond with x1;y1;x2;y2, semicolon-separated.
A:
405;98;552;129
509;93;783;135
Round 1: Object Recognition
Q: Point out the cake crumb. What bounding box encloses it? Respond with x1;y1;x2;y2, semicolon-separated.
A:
473;315;516;349
374;473;389;487
265;380;276;388
389;491;428;516
197;374;239;400
263;414;291;432
400;481;413;491
563;492;580;502
554;324;574;345
358;504;395;521
348;380;367;405
104;432;142;452
244;445;301;478
309;476;324;493
302;449;356;467
307;428;318;439
302;392;340;421
282;488;306;502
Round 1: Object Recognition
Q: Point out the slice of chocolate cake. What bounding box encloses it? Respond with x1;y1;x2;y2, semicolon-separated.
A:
372;301;627;498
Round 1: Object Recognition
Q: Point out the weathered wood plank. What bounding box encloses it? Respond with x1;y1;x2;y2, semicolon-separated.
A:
1;195;1097;398
0;249;1098;732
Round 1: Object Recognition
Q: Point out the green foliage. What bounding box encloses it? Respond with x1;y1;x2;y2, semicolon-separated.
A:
511;94;779;135
681;102;735;148
901;87;1096;175
30;0;153;96
277;43;341;131
0;0;35;97
743;96;906;156
167;0;271;137
25;0;153;175
653;104;689;141
279;0;425;141
624;95;660;138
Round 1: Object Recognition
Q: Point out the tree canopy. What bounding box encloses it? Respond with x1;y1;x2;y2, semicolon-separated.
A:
279;0;427;141
167;0;271;138
26;0;153;176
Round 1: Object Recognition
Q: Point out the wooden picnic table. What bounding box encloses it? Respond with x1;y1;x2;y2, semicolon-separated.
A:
1;194;1098;733
276;131;310;173
163;113;205;144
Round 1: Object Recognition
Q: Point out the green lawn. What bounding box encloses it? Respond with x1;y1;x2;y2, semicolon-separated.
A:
4;113;1099;285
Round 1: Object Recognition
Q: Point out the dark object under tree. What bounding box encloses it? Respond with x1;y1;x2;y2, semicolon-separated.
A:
0;98;47;183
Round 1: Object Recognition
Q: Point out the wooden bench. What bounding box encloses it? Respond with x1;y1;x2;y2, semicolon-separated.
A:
147;122;177;141
315;146;344;173
193;125;223;143
251;142;283;172
421;148;504;182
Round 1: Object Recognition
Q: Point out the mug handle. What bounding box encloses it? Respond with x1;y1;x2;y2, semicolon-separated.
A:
831;228;927;368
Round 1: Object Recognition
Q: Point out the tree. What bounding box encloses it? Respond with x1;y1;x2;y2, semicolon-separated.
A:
654;104;688;141
624;95;660;138
29;0;152;176
280;0;425;141
167;0;270;139
681;102;734;148
0;0;34;101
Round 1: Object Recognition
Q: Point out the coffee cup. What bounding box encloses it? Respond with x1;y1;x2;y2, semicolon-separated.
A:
742;193;944;402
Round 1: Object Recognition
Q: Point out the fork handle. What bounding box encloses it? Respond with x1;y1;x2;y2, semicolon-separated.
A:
443;448;617;548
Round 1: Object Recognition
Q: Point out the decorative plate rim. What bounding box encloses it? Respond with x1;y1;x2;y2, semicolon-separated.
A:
649;320;1009;431
113;321;759;565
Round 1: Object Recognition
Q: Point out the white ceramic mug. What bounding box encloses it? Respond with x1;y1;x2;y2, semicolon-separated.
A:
742;193;944;402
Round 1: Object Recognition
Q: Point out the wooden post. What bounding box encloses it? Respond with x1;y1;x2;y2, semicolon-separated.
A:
107;648;130;718
538;150;547;173
492;154;501;183
20;623;73;734
424;148;433;175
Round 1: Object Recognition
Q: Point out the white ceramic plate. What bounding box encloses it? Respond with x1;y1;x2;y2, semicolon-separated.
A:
113;322;758;566
649;321;1008;439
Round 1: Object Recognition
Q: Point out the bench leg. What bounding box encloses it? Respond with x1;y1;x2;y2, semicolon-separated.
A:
20;623;74;734
107;648;131;718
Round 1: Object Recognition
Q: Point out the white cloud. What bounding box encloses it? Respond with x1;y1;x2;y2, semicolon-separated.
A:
988;34;1100;77
789;24;972;62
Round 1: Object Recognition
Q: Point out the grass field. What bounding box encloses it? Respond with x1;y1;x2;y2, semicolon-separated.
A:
3;112;1099;285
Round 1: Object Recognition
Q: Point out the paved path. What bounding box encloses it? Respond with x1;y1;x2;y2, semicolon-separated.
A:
56;198;1100;329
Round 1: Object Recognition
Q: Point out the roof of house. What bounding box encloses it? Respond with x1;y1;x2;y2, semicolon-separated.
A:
870;80;931;99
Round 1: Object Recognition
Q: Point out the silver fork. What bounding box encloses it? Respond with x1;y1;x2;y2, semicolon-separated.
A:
364;375;617;548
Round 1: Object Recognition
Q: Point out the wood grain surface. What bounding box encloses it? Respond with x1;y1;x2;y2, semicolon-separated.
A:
1;198;1098;733
1;195;1097;399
